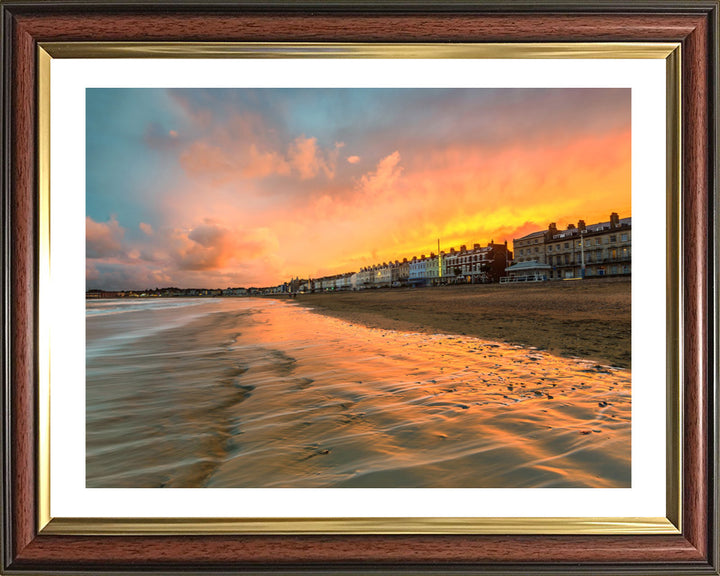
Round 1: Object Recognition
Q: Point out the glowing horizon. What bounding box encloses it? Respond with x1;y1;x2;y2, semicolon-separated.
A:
86;88;630;290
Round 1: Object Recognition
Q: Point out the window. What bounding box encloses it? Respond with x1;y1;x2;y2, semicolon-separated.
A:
548;245;553;252
621;233;628;242
610;235;617;242
564;242;569;249
534;247;539;253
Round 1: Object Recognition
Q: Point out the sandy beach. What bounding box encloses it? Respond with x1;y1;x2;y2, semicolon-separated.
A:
291;278;630;369
87;297;630;488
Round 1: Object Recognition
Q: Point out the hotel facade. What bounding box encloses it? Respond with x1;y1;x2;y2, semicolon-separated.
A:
509;212;631;280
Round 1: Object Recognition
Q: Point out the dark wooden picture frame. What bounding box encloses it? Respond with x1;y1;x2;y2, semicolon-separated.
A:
1;1;717;574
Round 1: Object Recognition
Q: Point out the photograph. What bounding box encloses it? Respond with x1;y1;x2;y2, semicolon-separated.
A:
85;87;632;489
2;0;717;572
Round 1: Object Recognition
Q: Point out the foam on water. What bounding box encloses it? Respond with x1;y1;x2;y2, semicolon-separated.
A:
87;298;220;359
87;298;210;317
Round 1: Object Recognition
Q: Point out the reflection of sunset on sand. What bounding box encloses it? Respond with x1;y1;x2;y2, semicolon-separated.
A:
87;298;629;488
294;279;631;369
84;87;633;491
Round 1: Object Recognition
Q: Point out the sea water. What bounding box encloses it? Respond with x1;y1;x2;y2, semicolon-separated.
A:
86;297;630;488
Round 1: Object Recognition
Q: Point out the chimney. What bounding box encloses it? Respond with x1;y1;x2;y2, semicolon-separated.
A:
546;222;558;241
460;244;467;252
473;243;480;250
577;219;586;231
450;247;455;254
610;212;620;228
567;223;576;230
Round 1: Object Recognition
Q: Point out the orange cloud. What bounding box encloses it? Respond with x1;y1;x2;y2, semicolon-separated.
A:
178;129;342;185
245;144;290;179
270;128;630;279
288;136;324;180
288;136;339;180
358;151;402;196
86;216;125;258
88;88;633;289
170;220;278;272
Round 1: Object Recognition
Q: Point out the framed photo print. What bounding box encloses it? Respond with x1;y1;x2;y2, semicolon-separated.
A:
1;1;717;574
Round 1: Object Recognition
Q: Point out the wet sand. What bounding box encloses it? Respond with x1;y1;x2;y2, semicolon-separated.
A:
87;298;630;488
292;278;630;369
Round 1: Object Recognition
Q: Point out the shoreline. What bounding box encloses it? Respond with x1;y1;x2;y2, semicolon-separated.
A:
87;297;630;488
287;278;631;369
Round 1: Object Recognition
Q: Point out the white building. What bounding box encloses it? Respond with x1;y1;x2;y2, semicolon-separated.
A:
409;256;426;285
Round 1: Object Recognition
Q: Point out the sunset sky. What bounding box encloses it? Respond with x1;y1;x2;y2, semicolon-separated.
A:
86;88;630;290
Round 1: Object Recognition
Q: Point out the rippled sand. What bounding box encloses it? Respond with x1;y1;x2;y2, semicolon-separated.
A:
87;298;630;488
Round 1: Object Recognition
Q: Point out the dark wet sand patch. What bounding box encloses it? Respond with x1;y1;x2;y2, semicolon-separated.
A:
288;278;630;368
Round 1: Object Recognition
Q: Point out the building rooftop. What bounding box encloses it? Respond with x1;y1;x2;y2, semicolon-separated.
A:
515;216;631;242
552;217;631;240
514;230;546;241
505;260;552;272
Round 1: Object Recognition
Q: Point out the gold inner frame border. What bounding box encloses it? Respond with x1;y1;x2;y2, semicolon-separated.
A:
36;41;682;536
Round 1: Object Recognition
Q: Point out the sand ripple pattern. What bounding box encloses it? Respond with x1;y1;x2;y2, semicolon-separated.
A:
86;298;630;488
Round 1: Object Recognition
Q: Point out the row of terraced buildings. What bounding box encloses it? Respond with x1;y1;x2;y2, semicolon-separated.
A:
286;212;631;292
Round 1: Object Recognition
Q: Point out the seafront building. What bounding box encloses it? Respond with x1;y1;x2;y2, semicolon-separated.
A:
442;242;511;284
408;255;427;285
508;212;631;281
87;211;631;298
512;231;547;264
285;215;629;292
409;253;442;287
310;241;512;292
